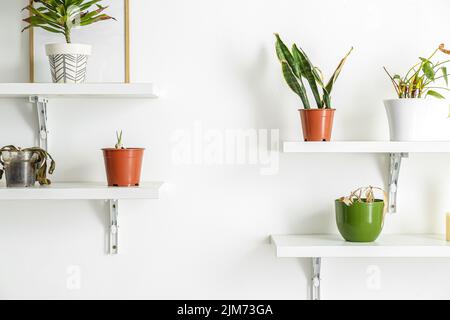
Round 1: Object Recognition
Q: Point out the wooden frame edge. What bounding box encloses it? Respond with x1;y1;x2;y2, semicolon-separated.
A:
28;0;34;83
125;0;130;83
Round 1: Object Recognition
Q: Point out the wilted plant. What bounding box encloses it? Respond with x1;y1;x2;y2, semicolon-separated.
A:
22;0;116;44
0;146;55;185
275;34;353;109
384;44;450;99
338;186;387;206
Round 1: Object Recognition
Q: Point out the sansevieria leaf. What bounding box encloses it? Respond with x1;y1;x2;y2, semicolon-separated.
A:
275;34;297;77
325;47;353;96
281;61;310;109
292;44;322;108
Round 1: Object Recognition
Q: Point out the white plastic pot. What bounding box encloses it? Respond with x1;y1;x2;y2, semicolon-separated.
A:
45;43;92;83
384;98;450;141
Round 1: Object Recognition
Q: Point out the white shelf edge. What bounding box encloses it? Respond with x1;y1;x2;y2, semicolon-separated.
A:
283;141;450;153
0;83;158;99
271;234;450;258
0;182;164;200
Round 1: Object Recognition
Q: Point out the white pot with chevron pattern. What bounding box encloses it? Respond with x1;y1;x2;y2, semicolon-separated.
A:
45;43;92;83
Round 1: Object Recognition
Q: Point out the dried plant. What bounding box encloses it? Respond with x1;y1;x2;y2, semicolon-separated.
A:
22;0;116;44
339;186;387;206
0;146;55;185
384;44;450;99
275;33;353;109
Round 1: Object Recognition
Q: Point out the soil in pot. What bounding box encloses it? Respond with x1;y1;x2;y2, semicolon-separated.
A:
102;148;144;187
299;109;335;141
335;199;385;242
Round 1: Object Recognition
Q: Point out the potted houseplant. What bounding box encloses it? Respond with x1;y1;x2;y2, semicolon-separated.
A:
384;44;450;141
275;34;352;141
0;146;55;188
22;0;115;83
102;131;145;187
335;186;387;243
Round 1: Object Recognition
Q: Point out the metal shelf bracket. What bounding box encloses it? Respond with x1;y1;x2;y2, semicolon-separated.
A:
312;257;321;300
388;153;409;214
109;199;119;255
30;96;49;151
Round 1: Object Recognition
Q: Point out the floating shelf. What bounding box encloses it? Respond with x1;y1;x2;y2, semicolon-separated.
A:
283;141;450;153
0;83;158;98
0;182;163;200
271;234;450;258
271;234;450;300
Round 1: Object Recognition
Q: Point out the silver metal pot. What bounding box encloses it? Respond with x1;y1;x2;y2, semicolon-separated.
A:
1;151;38;188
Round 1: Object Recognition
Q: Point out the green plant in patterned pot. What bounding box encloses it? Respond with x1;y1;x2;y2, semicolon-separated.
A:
22;0;116;83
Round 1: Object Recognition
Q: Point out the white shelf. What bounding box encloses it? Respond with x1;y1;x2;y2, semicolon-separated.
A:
283;141;450;153
0;83;157;98
271;234;450;258
0;182;163;200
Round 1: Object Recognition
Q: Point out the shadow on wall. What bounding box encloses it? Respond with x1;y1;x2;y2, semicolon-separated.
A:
293;210;336;234
375;154;389;191
225;238;312;299
226;44;289;130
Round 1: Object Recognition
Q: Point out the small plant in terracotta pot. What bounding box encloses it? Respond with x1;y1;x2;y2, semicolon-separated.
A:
102;131;144;187
275;34;352;141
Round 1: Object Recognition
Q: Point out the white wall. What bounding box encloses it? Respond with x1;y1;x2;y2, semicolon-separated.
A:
0;0;449;299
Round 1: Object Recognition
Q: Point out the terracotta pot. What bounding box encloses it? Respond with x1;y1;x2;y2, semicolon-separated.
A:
299;109;335;141
102;148;144;187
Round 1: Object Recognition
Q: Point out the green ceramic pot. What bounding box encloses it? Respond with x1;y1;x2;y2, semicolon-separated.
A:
335;199;385;242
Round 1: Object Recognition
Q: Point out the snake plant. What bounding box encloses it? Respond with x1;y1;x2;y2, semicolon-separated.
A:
22;0;115;43
384;44;450;99
275;34;352;109
0;146;56;185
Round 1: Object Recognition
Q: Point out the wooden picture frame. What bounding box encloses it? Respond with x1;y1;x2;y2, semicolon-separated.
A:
28;0;131;83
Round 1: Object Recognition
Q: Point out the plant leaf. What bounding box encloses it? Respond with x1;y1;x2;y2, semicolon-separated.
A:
292;44;322;108
275;34;297;77
442;67;448;86
325;47;353;96
423;62;435;80
426;90;445;99
281;61;310;109
439;44;450;55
